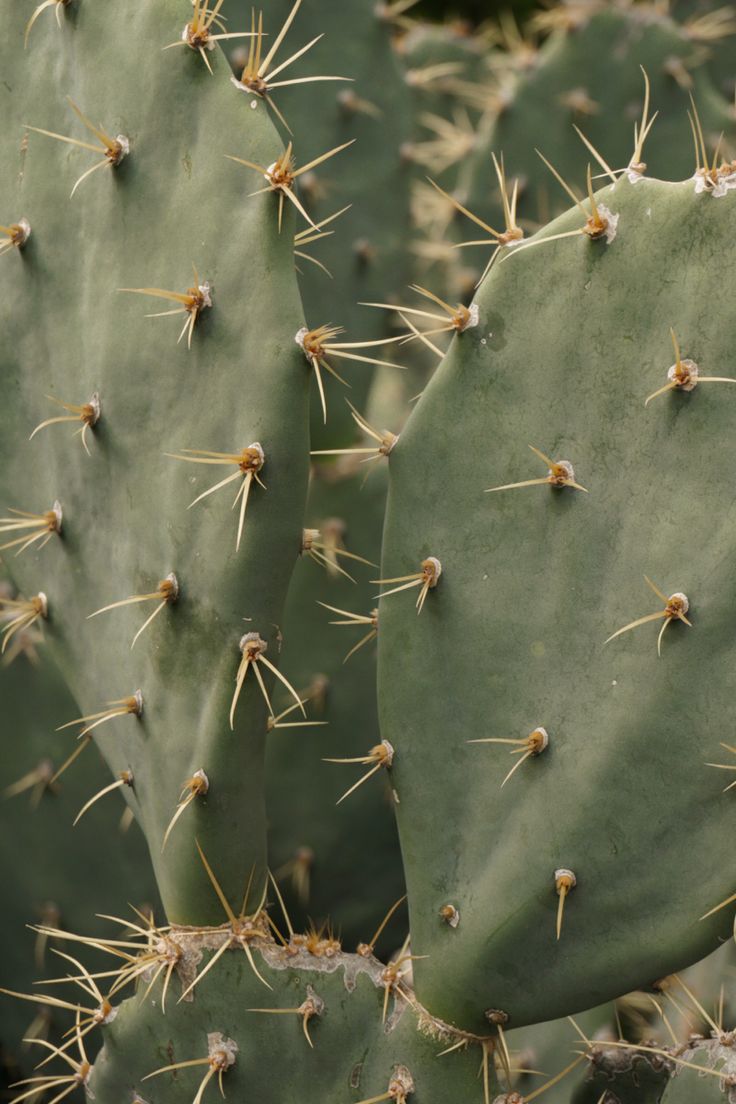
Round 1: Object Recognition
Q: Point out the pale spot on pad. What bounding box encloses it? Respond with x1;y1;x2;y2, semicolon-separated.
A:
531;640;546;658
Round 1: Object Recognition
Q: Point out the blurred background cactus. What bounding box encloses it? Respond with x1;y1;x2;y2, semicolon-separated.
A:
1;0;735;1101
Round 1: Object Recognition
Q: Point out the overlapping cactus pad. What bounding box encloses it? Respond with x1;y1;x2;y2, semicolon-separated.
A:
379;174;736;1030
2;0;736;1101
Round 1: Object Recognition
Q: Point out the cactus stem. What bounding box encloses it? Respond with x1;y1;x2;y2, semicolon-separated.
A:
162;769;209;850
73;770;133;827
0;592;48;653
88;572;179;648
605;576;692;654
166;443;265;550
227;141;355;232
23;0;70;49
248;989;324;1048
469;728;549;788
142;1033;238;1104
357;894;408;958
30;392;100;455
324;740;394;805
0;219;31;256
0;502;62;555
373;557;441;613
645;327;736;405
486;445;588;495
554;869;577;940
119;267;211;349
25;97;129;198
231;632;304;729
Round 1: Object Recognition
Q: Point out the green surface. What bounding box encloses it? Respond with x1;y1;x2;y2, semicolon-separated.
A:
379;174;736;1032
0;0;310;926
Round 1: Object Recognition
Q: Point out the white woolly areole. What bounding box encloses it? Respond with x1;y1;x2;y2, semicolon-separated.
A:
247;440;265;467
694;168;736;197
17;219;31;244
459;303;479;332
555;868;577;887
668;358;699;391
668;592;689;614
198;282;212;308
531;726;549;752
597;205;619;243
551;460;574;482
295;326;310;358
207;1033;238;1069
115;135;130;159
192;768;209;793
424;556;442;583
626;169;645;184
380;739;395;765
183;23;215;49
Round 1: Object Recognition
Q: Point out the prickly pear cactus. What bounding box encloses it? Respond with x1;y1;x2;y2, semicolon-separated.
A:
86;939;489;1104
226;0;414;446
378;172;736;1033
462;3;736;227
0;0;310;925
0;622;159;1073
662;1036;736;1102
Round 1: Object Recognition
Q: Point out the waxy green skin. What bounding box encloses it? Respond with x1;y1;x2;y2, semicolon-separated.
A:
463;7;735;227
0;641;159;1071
267;459;406;945
570;1047;673;1104
226;0;415;449
88;945;486;1104
378;175;736;1033
0;0;309;926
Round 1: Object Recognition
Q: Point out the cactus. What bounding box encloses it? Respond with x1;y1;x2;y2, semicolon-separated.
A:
0;614;159;1075
224;0;415;447
0;0;311;925
460;3;736;231
3;1;736;1102
377;169;736;1034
